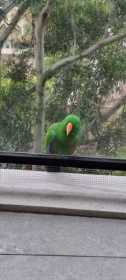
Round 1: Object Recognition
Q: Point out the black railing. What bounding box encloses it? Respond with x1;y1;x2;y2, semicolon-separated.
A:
0;152;126;171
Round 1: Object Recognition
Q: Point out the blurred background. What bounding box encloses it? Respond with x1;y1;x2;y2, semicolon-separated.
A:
0;0;126;167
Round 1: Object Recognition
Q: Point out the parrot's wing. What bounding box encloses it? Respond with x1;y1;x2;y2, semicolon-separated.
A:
47;132;57;154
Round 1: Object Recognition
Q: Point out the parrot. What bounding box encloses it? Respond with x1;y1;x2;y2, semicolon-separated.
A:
45;114;80;172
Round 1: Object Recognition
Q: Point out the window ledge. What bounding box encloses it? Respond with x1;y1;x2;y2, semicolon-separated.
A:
0;169;126;218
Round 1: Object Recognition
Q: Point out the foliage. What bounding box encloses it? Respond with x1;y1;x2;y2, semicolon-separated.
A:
1;0;126;160
45;0;113;54
0;56;34;151
44;0;126;158
46;40;126;153
6;55;29;81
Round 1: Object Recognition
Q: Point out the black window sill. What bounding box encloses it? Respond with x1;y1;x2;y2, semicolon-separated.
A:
0;152;126;171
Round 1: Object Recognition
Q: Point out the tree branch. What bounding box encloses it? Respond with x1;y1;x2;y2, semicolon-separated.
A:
0;0;29;49
42;31;126;85
0;0;16;23
39;0;52;29
90;84;126;131
101;86;126;122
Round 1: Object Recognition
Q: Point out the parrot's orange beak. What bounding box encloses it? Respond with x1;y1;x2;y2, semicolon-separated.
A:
66;122;73;136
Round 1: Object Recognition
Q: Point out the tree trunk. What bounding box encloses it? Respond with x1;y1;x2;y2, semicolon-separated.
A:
33;0;52;154
33;86;45;153
33;19;45;153
0;50;1;90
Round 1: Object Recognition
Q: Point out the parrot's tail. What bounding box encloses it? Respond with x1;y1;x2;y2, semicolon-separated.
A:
46;166;61;172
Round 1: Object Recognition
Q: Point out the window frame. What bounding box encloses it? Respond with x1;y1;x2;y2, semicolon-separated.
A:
0;152;126;171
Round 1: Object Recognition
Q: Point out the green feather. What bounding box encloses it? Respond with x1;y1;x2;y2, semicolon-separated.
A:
45;114;80;155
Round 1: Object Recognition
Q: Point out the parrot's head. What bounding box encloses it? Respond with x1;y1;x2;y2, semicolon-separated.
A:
63;114;80;137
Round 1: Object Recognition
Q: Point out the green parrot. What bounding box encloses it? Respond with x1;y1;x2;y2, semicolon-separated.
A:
45;114;80;171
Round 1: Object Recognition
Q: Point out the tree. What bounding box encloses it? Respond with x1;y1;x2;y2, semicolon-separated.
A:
0;0;29;49
32;0;126;154
43;0;126;157
1;0;126;159
33;0;52;152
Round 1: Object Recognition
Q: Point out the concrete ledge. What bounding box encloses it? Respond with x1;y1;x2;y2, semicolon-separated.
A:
0;169;126;218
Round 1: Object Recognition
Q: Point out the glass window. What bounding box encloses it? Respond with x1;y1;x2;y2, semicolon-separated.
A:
0;1;126;173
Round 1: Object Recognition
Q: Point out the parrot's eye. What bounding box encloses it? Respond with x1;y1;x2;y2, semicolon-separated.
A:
66;122;73;136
